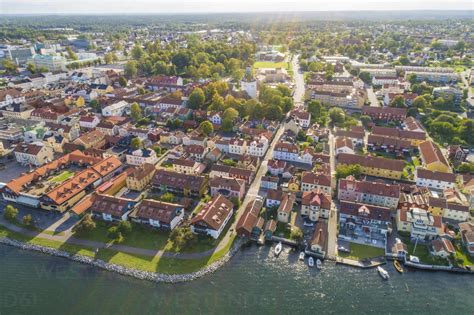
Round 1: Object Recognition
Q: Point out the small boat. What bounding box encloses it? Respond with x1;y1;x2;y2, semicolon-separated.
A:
299;252;305;261
308;257;315;267
377;266;390;280
394;260;404;273
316;259;322;270
274;242;282;256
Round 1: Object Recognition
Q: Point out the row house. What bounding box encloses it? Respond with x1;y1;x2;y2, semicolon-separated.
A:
153;169;208;197
334;128;365;146
338;176;400;209
90;194;136;222
301;189;331;222
171;158;205;175
337;153;405;180
371;126;426;146
415;168;457;190
210;176;246;201
209;164;254;184
190;194;233;239
339;201;392;248
130;199;184;230
419;140;451;173
367;134;414;154
362;106;407;122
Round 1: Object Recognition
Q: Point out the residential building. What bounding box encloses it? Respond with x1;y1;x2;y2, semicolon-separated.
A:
458;222;474;255
30;54;66;71
209;176;246;200
339;201;392;248
362;106;407;122
261;176;279;190
126;163;156;191
300;172;332;195
338;177;400;209
229;138;247;156
14;143;54;166
397;207;443;240
0;102;34;120
266;189;285;208
73;130;106;149
209;164;254;184
301;189;331;222
153;169;208;197
371;126;426;146
247;136;269;157
236;198;264;239
171;158;205;175
277;193;295;223
335;137;354;155
290;110;311;128
431;238;455;258
90;194;135;222
0;88;25;108
131;199;184;230
419;140;451;173
415;168;456;190
337;153;405;180
126;148;158;166
102;100;130;117
190;194;234;239
367;134;413;154
309;221;328;256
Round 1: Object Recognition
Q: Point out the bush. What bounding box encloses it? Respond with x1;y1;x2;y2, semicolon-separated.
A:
117;221;132;236
22;214;33;227
107;226;123;242
74;214;96;232
160;192;175;203
3;205;19;221
290;227;304;241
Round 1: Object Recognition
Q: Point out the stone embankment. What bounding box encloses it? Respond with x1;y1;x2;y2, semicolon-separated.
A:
0;237;241;283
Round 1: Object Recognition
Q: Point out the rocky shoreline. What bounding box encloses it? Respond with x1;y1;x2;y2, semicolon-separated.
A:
0;236;241;283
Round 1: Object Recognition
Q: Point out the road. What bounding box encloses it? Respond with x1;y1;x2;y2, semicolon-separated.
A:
326;132;338;259
291;54;305;104
366;87;381;107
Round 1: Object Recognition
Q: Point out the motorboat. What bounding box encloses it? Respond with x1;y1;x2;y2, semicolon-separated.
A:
377;266;390;280
308;256;315;267
394;260;404;273
274;242;282;256
299;252;305;261
316;259;322;270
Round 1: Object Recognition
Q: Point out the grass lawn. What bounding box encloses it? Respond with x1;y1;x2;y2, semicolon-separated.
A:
412;157;421;167
399;236;450;266
0;225;236;275
339;242;385;260
49;171;75;183
275;221;291;239
253;61;289;70
454;243;474;267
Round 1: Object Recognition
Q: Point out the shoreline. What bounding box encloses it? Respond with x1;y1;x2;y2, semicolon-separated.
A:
0;236;242;284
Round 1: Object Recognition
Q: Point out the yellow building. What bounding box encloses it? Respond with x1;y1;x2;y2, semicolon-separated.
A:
419;140;451;173
288;176;300;192
126;163;156;191
337;154;404;180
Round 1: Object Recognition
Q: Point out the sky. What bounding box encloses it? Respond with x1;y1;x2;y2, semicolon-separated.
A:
0;0;473;14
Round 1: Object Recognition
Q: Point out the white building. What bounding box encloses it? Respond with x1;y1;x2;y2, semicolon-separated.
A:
30;54;66;72
102;100;130;117
248;136;269;157
229;138;247;155
415;168;457;190
126;148;158;166
14;143;54;166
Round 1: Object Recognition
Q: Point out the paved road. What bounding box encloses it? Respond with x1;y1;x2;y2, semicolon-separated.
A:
292;54;305;104
326;132;338;259
366;87;380;107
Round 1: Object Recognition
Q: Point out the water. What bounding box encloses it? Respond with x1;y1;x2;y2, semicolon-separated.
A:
1;244;473;314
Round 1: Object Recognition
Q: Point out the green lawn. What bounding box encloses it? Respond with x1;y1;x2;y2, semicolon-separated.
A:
49;171;75;183
253;61;289;70
0;225;236;275
399;236;450;266
339;242;385;260
454;243;474;267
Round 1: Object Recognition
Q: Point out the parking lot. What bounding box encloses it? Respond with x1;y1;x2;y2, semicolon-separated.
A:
0;157;30;183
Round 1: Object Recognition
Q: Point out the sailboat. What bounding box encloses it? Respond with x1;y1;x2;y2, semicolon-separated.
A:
308;256;315;267
377;266;390;280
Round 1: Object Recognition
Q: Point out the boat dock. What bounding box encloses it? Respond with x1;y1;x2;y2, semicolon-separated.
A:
335;256;386;269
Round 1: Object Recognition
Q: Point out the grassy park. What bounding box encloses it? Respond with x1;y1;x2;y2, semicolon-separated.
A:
338;242;385;260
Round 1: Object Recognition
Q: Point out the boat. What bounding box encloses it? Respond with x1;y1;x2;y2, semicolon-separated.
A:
308;257;315;267
274;242;282;256
394;260;404;273
299;252;305;261
377;266;390;280
316;259;322;270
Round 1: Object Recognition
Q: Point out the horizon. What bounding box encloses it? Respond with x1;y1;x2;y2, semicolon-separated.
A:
1;0;473;14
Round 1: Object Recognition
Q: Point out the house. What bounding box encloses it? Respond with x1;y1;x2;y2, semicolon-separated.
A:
126;148;158;166
458;222;474;255
0;102;34;120
215;139;230;154
208;112;222;125
371;126;426;146
442;202;470;222
0;88;25;108
261;176;279;190
266;189;285;208
309;221;328;256
277;193;295;223
415;168;456;190
334;128;365;146
44;135;66;153
335;137;355;155
79;115;100;129
339;201;392;248
397;207;443;240
73;130;106;149
146;76;183;91
160;131;184;145
229;138;247;156
171;158;205;175
431;238;455;258
273;142;299;162
339;175;400;207
102;100;130;117
209;164;254;184
448;145;469;164
362;106;407;122
247;136;269;157
130;199;184;230
300;172;332;194
337;153;405;180
301;189;331;222
419;140;451;173
391;239;409;259
96;120;119;136
126;163;156;191
267;159;287;176
153;169;208;197
184;144;208;162
90;194;135;222
14;143;54;166
209;176;246;201
190;194;234;239
236;197;264;238
290;110;311;128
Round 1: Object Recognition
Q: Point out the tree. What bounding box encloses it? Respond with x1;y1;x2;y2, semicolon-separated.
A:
199;121;214;136
221;118;234;132
188;88;205;109
413;96;427;110
390;95;406;108
74;214;96;232
208;94;225;112
336;164;362;179
22;214;33;227
160;192;175;203
107;226;123;242
307;100;323;116
407;73;418;85
118;76;128;87
131;137;142;149
359;71;371;84
130;102;142;121
169;226;196;250
66;47;78;60
360;115;372;127
329;107;345;125
457;162;474;174
3;205;18;221
223;107;239;121
2;59;18;74
26;62;36;73
131;44;145;60
124;61;138;78
117;221;132;236
398;55;410;65
290;227;304;241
